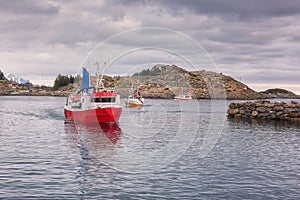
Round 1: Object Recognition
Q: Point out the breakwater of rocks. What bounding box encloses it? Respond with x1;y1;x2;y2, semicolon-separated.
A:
227;100;300;121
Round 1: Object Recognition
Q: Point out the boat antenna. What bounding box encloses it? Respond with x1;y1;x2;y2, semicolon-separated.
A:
96;59;110;82
100;61;105;82
93;61;105;89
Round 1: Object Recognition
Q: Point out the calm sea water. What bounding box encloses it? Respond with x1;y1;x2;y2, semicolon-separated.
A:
0;96;299;199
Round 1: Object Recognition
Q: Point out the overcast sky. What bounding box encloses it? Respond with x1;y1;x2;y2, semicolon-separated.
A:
0;0;299;94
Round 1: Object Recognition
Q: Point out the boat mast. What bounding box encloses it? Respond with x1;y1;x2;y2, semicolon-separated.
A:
94;61;105;91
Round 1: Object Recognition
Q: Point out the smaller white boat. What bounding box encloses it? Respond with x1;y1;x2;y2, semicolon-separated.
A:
124;86;144;107
174;90;193;100
174;94;192;100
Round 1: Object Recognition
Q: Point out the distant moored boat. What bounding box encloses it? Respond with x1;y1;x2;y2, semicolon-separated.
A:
174;90;193;100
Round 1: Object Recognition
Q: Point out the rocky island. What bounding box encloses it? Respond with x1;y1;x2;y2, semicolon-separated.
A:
0;65;299;99
111;64;299;100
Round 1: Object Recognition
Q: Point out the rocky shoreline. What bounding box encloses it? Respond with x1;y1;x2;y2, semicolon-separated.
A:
227;100;300;121
1;65;299;99
0;81;72;97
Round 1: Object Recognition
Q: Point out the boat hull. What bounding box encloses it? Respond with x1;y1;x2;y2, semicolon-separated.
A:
64;107;122;123
174;97;192;100
125;98;144;107
126;102;142;107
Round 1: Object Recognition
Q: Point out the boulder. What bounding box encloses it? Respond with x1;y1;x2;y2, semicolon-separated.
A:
239;109;245;114
274;106;284;111
258;112;269;118
228;108;239;115
234;114;242;118
229;103;237;109
270;113;276;119
251;111;258;117
289;111;299;118
256;106;267;113
291;101;299;105
265;103;275;108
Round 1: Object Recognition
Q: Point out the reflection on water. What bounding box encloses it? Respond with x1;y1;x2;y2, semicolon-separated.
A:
64;121;121;144
64;122;122;168
64;122;122;195
228;117;300;129
64;121;122;165
1;97;300;199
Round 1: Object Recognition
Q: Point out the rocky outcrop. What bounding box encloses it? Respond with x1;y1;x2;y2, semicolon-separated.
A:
227;100;300;121
113;64;265;99
260;88;299;99
221;74;263;99
139;83;174;99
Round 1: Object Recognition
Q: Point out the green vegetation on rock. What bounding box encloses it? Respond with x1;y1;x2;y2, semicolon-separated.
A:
53;74;75;90
133;68;162;76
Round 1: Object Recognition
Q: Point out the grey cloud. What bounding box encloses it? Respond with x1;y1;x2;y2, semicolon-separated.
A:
0;0;299;93
0;0;60;15
244;71;300;84
152;0;300;19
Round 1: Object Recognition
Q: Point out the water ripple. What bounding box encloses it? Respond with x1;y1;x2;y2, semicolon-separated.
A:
0;97;299;199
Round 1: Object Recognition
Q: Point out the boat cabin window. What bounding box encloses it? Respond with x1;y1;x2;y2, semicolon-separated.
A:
91;97;116;103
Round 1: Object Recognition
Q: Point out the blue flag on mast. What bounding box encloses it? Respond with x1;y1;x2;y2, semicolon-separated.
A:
82;67;89;93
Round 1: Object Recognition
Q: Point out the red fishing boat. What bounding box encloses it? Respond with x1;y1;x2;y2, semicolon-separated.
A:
64;68;122;123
